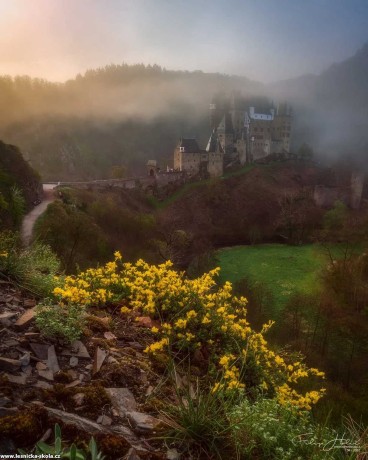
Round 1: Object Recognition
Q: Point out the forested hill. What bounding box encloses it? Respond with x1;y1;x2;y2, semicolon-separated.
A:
0;140;42;230
270;42;368;161
0;43;367;181
0;65;262;181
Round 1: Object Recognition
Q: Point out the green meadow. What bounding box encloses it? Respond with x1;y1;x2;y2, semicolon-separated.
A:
217;244;328;317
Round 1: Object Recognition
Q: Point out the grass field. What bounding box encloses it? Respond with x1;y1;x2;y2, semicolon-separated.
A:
216;244;328;318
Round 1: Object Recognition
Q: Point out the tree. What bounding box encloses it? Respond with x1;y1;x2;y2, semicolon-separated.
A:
297;142;314;161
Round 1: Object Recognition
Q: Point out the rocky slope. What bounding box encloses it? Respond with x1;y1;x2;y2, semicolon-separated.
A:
0;282;181;459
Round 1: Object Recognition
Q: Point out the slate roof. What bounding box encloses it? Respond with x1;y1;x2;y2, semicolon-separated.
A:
178;138;201;153
206;129;224;153
217;113;234;133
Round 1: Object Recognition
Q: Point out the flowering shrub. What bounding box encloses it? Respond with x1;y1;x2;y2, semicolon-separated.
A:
52;252;325;410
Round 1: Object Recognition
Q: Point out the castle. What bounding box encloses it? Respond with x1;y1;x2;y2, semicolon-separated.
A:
174;93;293;177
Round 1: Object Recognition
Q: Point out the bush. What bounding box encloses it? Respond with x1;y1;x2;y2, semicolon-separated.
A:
53;252;326;411
0;231;59;296
35;302;86;343
229;398;362;459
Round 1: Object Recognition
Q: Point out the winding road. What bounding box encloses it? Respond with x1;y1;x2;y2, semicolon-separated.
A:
21;184;57;246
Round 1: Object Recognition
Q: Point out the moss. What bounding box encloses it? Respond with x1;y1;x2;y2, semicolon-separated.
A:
95;434;130;458
100;362;141;394
88;338;111;350
141;396;167;414
0;406;46;447
54;371;74;384
86;315;112;333
42;384;111;419
0;374;14;397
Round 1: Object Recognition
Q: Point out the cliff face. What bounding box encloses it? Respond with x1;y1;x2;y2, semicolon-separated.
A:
0;140;42;229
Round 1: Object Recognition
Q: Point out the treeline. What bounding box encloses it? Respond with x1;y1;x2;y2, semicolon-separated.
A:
0;64;263;180
235;202;368;423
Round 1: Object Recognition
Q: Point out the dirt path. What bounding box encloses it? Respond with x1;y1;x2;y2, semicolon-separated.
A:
21;184;57;246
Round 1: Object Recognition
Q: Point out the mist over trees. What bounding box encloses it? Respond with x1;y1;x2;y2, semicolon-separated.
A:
0;44;367;180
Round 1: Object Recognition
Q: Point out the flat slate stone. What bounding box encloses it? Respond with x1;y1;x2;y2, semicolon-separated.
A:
69;356;78;367
0;357;21;372
34;380;52;389
62;340;90;358
47;345;60;373
106;388;137;416
126;411;162;434
36;362;48;371
23;299;36;308
14;307;36;330
5;373;27;385
97;414;112;426
0;311;17;325
93;347;107;374
30;343;49;360
38;370;54;381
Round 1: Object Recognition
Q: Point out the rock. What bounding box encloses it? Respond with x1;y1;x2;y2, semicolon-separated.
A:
167;449;180;460
93;347;108;374
97;414;112;426
47;345;60;373
2;339;19;348
85;364;93;370
72;393;85;406
7;351;18;360
36;362;48;371
65;380;80;389
107;356;118;365
0;396;11;406
44;406;139;446
24;332;41;340
30;343;49;360
126;411;163;434
34;380;52;389
140;370;148;385
0;311;17;326
5;373;27;385
145;385;154;397
0;357;21;372
69;356;78;367
23;299;36;308
135;316;153;328
38;370;54;381
106;388;137;417
22;365;33;376
30;400;45;407
124;448;142;460
62;340;90;358
192;348;205;365
20;352;31;367
0;407;19;416
127;342;145;351
104;331;117;341
45;407;111;435
67;369;78;380
14;307;36;330
72;340;90;358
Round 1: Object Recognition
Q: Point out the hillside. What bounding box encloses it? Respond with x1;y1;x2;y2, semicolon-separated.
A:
158;161;324;250
270;42;368;161
0;66;262;181
0;140;42;230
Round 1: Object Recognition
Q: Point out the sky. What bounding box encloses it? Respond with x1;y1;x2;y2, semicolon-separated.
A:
0;0;367;83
